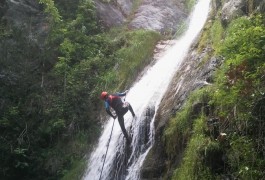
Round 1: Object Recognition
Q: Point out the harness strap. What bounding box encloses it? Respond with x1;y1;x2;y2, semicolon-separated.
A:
109;95;122;110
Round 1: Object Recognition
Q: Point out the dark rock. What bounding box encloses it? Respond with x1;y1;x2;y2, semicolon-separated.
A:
191;102;209;117
252;97;265;120
2;0;49;44
94;0;126;28
256;0;265;13
136;105;155;150
105;105;156;179
128;0;187;34
0;1;8;18
207;117;220;139
221;0;247;26
140;148;165;179
140;129;167;179
117;0;133;16
141;39;223;178
94;0;187;34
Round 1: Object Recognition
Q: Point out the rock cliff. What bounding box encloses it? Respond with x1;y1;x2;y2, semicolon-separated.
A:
1;0;187;45
140;0;265;178
2;0;264;44
95;0;187;34
1;0;48;44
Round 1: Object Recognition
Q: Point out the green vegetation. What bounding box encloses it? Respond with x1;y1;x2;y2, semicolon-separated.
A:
197;17;224;53
164;13;265;180
115;29;160;88
0;0;160;179
172;116;215;180
2;0;264;179
164;88;210;160
185;0;197;13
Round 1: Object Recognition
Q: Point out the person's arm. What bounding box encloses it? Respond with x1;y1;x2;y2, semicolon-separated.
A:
105;101;116;119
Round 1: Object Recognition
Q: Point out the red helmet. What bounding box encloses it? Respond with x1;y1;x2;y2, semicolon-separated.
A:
100;91;108;100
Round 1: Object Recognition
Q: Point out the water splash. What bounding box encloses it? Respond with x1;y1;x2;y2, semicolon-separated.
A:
83;0;211;179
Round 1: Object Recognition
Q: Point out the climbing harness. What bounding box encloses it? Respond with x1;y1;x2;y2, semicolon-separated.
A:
99;118;116;180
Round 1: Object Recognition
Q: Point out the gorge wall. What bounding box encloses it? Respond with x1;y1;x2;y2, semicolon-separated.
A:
1;0;264;179
140;0;265;179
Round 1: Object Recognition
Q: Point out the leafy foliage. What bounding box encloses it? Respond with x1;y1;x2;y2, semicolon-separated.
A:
172;117;214;180
164;88;211;160
0;0;161;179
115;29;161;88
39;0;61;23
185;0;197;12
165;14;265;180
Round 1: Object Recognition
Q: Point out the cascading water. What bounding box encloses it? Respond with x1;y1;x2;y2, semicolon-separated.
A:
83;0;211;179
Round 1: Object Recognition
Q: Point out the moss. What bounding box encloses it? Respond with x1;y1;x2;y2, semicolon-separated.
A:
61;158;86;180
185;0;197;13
210;19;224;52
115;29;161;89
197;16;224;54
172;117;214;180
164;88;211;160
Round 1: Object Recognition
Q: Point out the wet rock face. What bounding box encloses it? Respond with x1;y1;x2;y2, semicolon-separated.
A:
2;0;48;44
157;46;223;129
94;0;127;28
2;0;187;40
140;44;223;178
220;0;265;25
106;105;156;180
221;0;246;26
137;105;155;148
117;0;133;16
140;0;265;177
0;1;8;18
257;0;265;13
5;0;40;26
95;0;187;34
128;0;186;33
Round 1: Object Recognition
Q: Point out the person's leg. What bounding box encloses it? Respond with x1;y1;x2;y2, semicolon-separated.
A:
128;103;135;117
117;115;131;143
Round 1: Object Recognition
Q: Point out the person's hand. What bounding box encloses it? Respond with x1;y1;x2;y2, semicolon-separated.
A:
113;115;117;119
125;90;129;94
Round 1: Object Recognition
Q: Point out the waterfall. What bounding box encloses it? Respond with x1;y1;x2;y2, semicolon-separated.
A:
83;0;211;179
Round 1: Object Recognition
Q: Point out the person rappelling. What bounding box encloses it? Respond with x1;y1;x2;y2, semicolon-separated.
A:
100;90;135;143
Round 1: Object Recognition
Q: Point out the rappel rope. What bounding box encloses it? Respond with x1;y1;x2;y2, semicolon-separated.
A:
99;118;115;180
99;91;128;180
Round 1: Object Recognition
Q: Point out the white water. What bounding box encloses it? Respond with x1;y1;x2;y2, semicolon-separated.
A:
83;0;211;179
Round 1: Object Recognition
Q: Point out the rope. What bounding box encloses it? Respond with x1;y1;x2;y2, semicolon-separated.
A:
99;118;116;180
